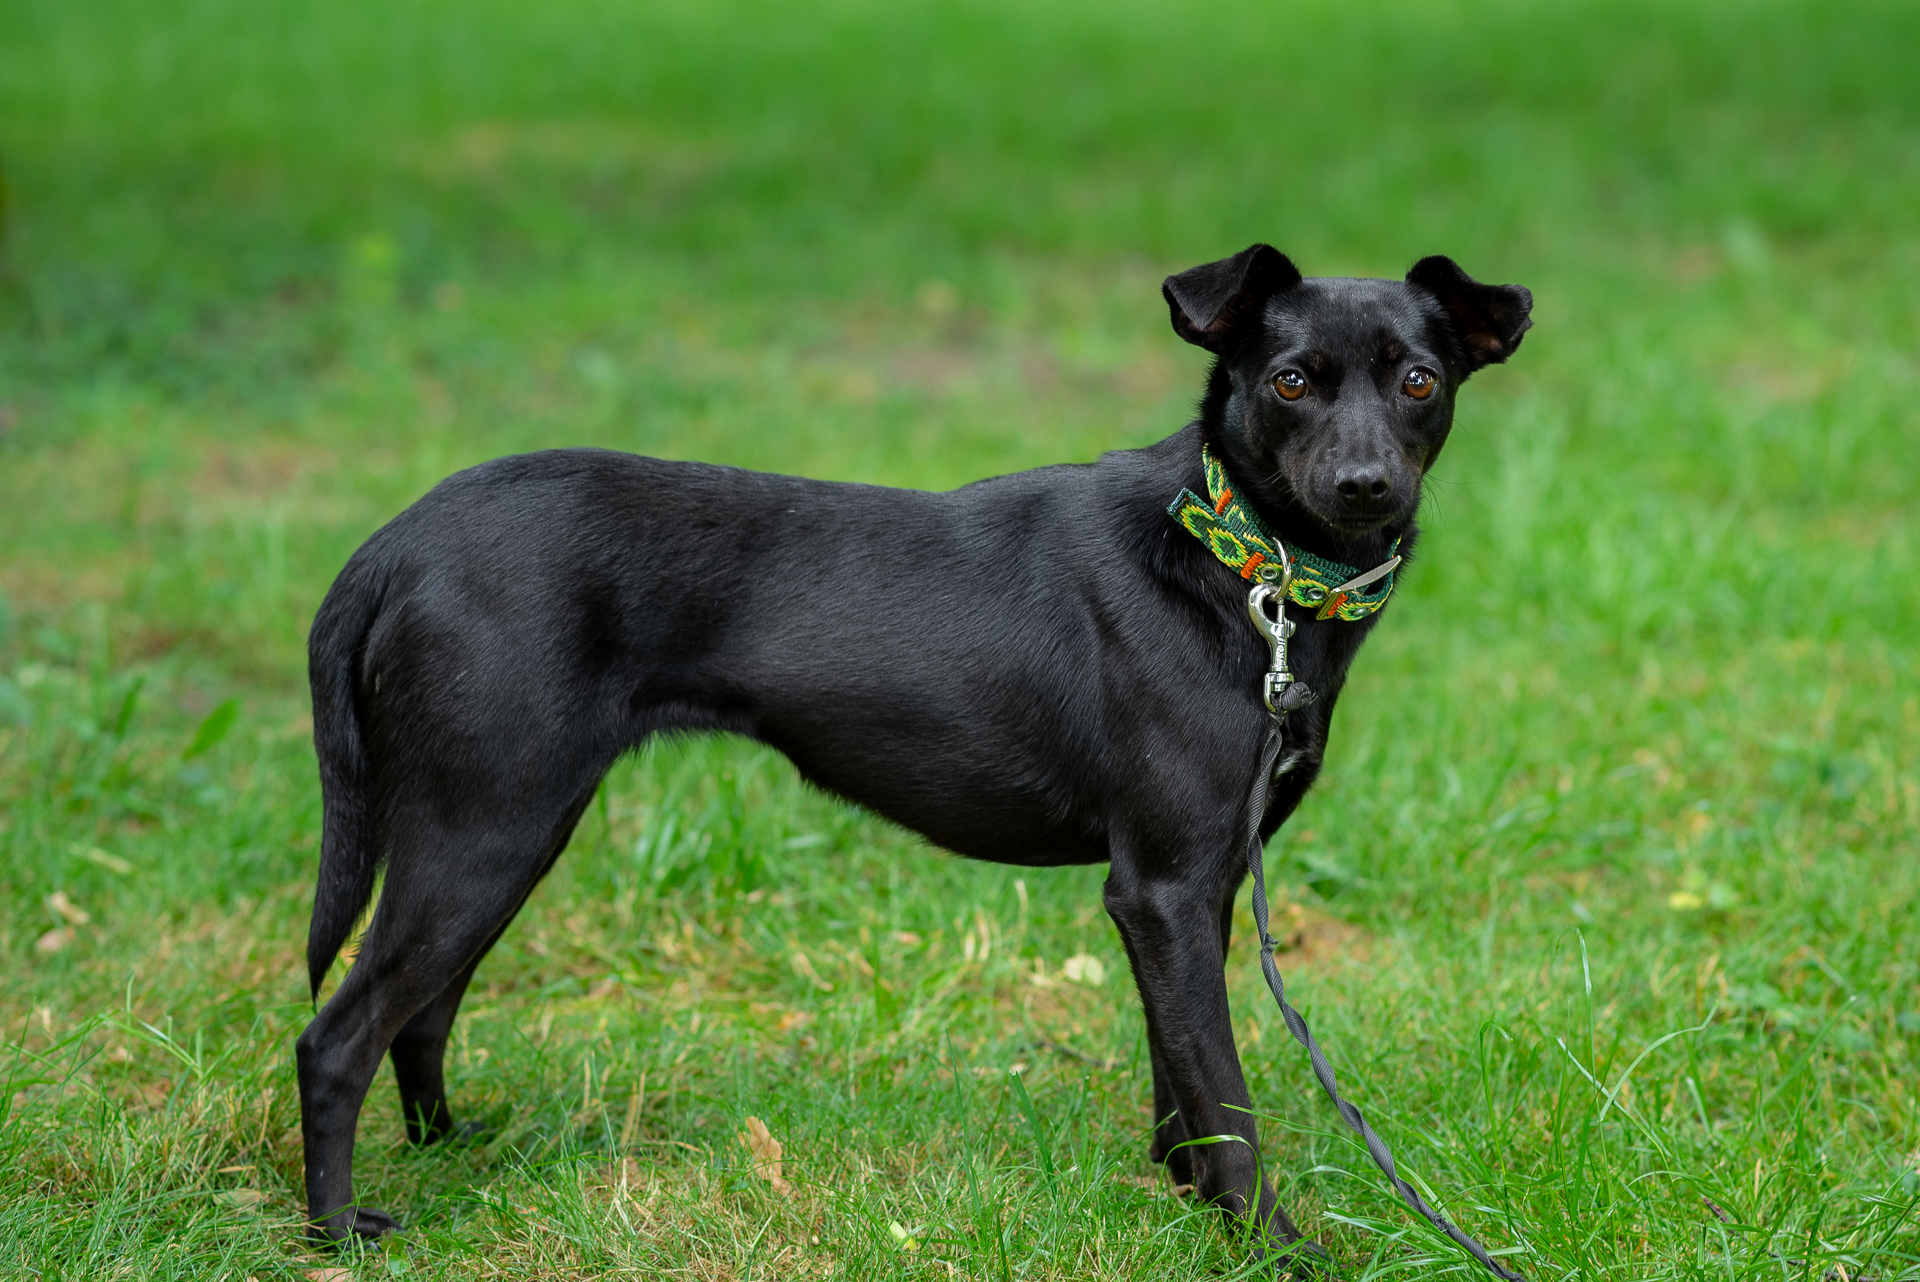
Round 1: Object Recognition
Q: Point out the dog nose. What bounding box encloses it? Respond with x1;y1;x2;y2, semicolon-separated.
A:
1334;466;1392;506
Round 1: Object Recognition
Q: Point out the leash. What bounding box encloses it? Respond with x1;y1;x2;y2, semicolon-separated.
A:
1241;555;1526;1282
1168;445;1524;1278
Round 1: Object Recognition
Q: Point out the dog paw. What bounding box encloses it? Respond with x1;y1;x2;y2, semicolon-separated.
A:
1149;1140;1197;1187
310;1205;401;1244
442;1118;491;1146
349;1206;401;1239
407;1115;491;1147
1269;1238;1333;1281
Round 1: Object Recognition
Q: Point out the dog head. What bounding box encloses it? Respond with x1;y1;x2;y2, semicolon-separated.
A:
1165;244;1532;538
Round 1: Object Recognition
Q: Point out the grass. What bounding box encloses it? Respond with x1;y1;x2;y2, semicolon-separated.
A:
1;0;1918;1276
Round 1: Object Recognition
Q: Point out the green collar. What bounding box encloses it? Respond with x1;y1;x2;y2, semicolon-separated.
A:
1167;445;1402;621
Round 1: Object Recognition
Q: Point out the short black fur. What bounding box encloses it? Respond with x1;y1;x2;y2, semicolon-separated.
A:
296;246;1532;1261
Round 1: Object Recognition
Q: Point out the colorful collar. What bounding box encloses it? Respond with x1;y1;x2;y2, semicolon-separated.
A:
1168;445;1402;621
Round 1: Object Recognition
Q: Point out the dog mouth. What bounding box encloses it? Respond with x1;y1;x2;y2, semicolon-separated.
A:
1291;491;1405;536
1323;511;1399;534
1306;475;1418;536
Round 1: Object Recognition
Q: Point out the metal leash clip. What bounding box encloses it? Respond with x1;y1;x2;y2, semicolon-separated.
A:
1245;554;1300;720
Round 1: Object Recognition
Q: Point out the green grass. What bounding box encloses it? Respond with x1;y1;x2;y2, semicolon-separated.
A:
2;0;1918;1276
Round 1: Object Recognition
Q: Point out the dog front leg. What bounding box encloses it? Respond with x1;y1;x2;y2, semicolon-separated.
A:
1147;877;1244;1186
1147;1037;1194;1184
1105;868;1305;1257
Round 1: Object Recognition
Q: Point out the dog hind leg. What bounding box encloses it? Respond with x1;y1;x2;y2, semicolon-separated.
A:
387;813;584;1148
298;784;596;1243
388;943;489;1146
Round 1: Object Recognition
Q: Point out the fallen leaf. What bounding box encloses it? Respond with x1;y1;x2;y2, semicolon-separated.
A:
738;1115;792;1195
71;843;134;874
35;927;74;955
888;1220;921;1251
47;891;90;925
216;1189;268;1209
306;1269;354;1282
1668;891;1704;911
790;951;833;992
1062;953;1107;986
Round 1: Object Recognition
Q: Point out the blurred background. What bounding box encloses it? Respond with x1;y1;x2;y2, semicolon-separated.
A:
3;0;1916;653
1;0;1916;1277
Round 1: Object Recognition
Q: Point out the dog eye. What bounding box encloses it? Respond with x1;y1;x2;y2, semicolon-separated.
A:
1273;371;1308;401
1402;368;1437;400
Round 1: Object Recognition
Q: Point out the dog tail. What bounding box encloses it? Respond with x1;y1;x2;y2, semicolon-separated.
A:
305;550;389;1002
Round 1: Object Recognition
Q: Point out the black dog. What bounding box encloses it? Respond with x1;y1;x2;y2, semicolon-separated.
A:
297;244;1531;1257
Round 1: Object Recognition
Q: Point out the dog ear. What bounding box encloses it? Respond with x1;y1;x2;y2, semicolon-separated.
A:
1405;256;1534;372
1163;244;1302;353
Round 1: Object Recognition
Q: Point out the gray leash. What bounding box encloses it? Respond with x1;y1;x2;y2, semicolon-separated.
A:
1243;574;1525;1282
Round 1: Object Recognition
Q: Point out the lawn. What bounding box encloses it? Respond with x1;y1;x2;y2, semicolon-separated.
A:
1;0;1918;1277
